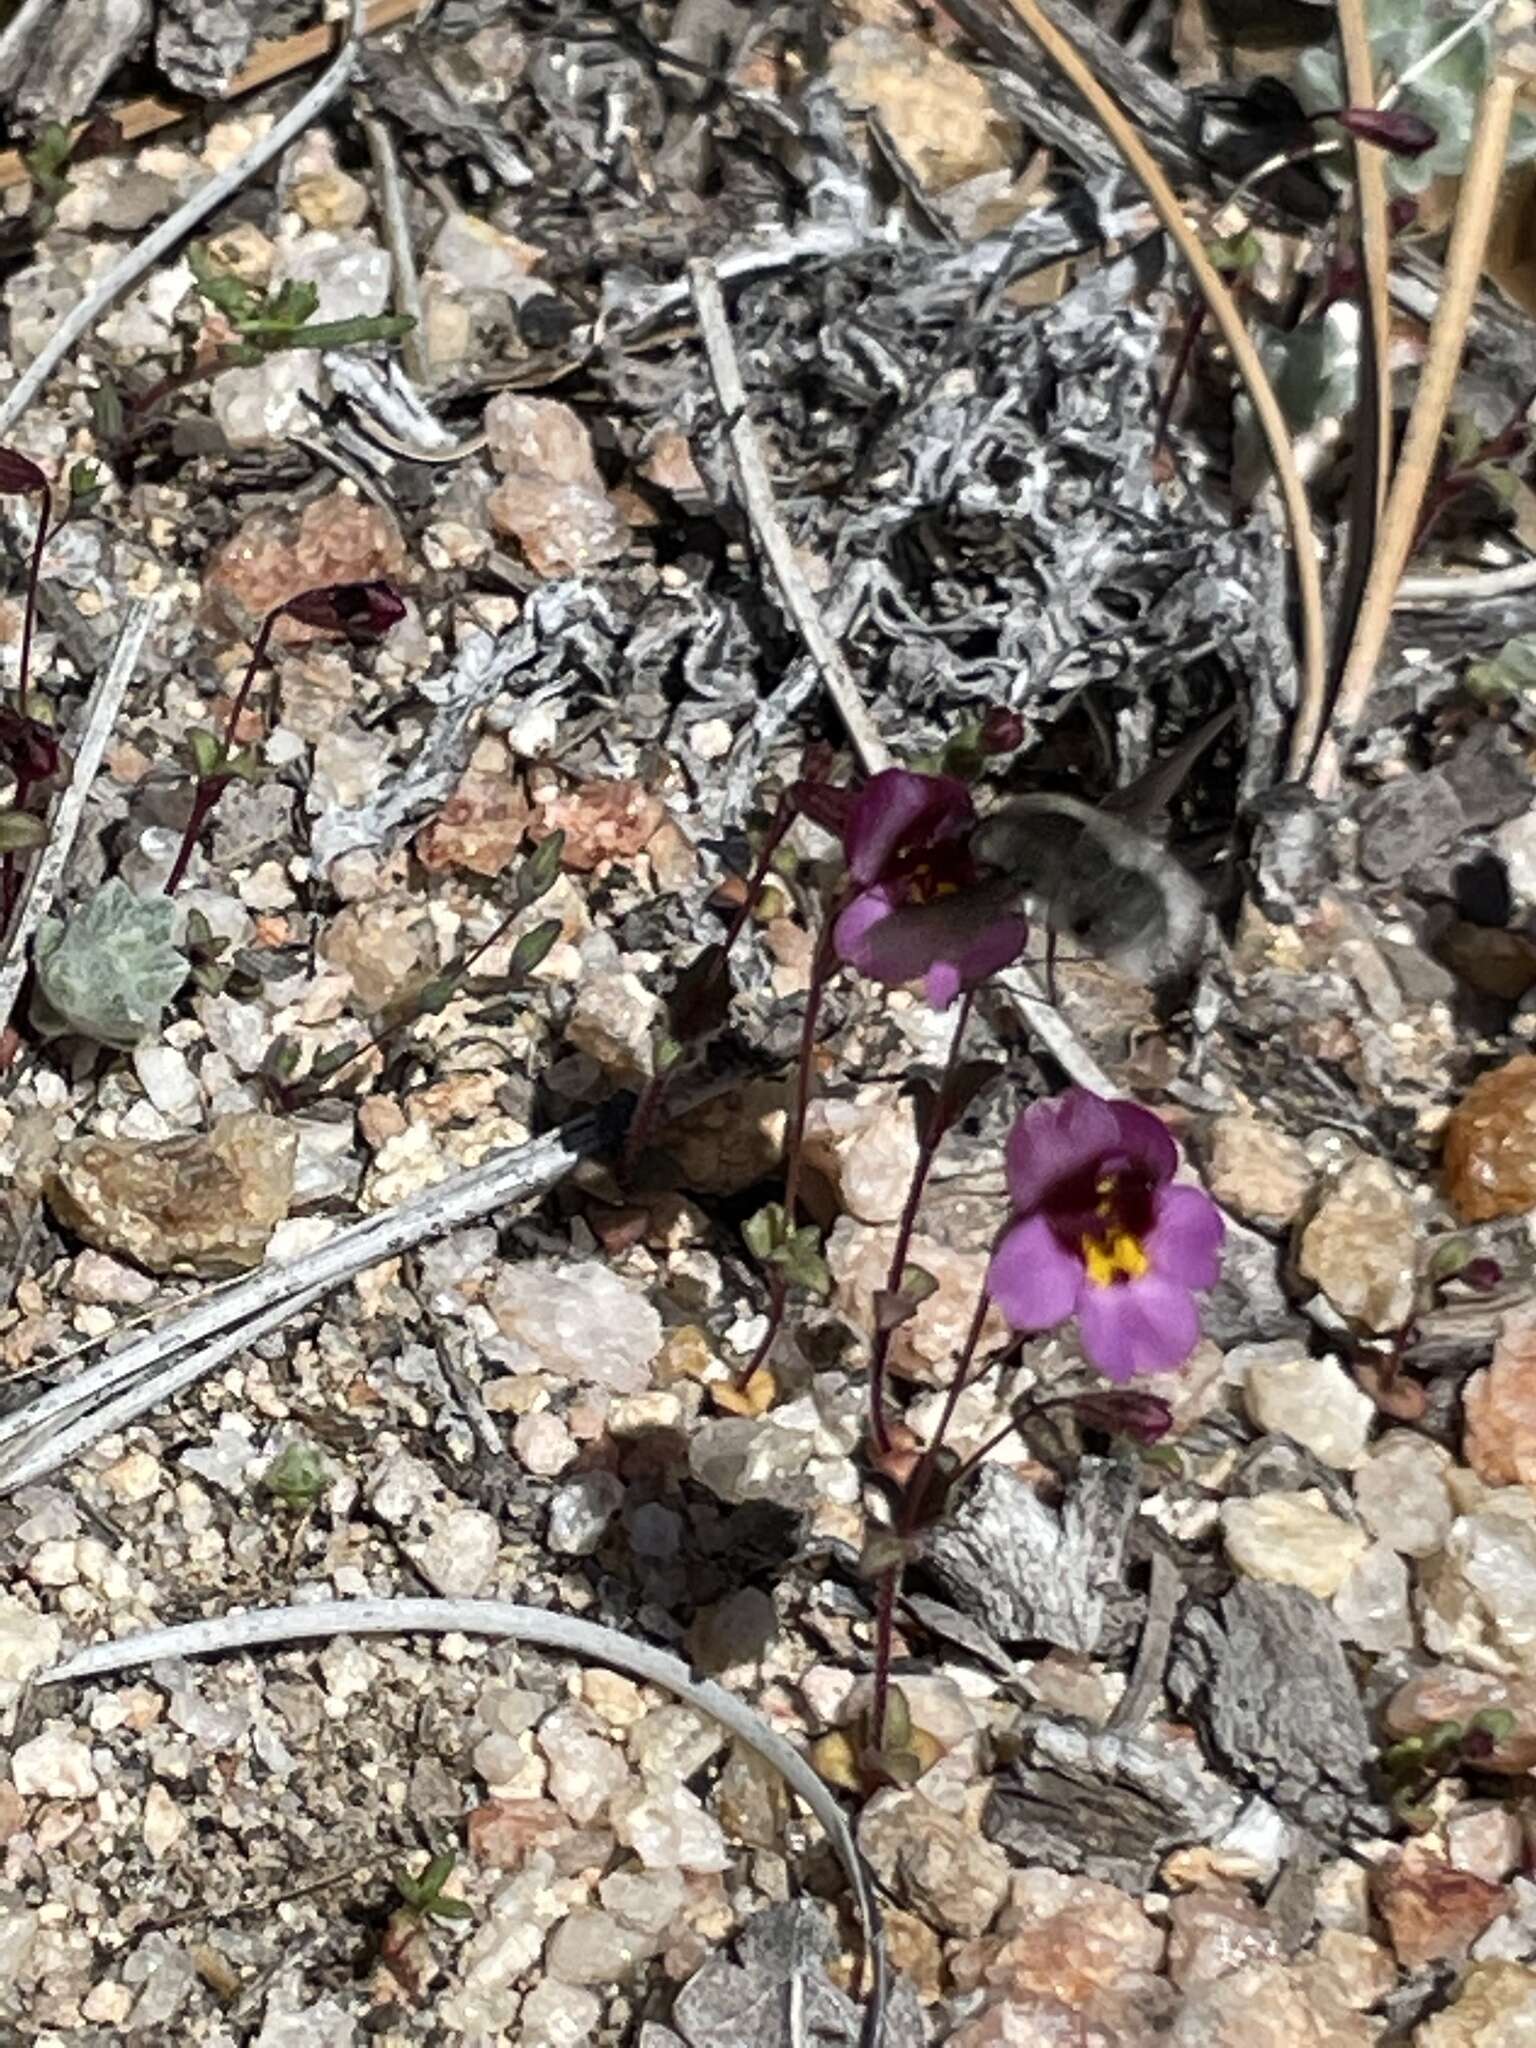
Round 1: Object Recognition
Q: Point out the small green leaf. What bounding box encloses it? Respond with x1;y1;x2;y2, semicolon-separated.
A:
186;727;226;781
508;916;562;979
261;1440;328;1510
25;121;75;203
0;810;47;851
187;240;260;324
1470;1707;1516;1742
274;313;418;351
251;278;320;332
224;746;264;785
68;460;104;510
308;1041;366;1082
90;379;124;444
771;1223;830;1298
425;1894;473;1923
517;831;565;906
1206;228;1262;274
742;1203;786;1263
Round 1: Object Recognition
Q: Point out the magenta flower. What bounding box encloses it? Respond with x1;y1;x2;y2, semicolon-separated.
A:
832;768;1028;1009
987;1088;1224;1380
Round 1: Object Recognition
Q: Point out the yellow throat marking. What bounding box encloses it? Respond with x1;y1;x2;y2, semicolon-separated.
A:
1082;1229;1149;1288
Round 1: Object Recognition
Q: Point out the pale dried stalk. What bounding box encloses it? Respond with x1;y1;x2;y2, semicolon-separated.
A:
42;1599;889;2046
0;0;370;436
1337;0;1393;526
1004;0;1329;780
0;600;157;1029
689;258;891;778
1311;67;1520;798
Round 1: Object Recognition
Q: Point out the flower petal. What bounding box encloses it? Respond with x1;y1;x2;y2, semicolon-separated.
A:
836;891;1025;1005
1146;1184;1225;1290
1108;1099;1179;1186
842;769;974;887
1003;1087;1122;1214
1077;1273;1200;1381
987;1212;1082;1332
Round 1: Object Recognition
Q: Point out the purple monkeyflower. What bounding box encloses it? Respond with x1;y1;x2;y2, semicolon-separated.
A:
832;768;1028;1010
987;1087;1224;1381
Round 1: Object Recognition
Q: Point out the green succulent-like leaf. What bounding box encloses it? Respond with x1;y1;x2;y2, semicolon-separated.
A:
187;240;260;324
0;810;47;851
31;878;190;1048
1467;632;1536;702
261;1440;328;1510
508;916;562;981
25;122;75;205
1294;0;1536;194
273;313;417;351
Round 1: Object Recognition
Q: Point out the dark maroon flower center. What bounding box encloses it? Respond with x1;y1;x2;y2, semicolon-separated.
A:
885;838;976;905
1045;1158;1158;1257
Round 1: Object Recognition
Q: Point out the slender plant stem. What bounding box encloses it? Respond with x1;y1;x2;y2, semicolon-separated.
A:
15;481;48;721
1007;0;1327;780
1338;0;1393;528
1312;66;1519;797
866;989;975;1458
164;606;280;895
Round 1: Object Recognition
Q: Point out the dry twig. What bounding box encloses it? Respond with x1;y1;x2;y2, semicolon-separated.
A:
1312;62;1521;796
1338;0;1393;527
0;0;371;435
688;258;891;779
42;1597;890;2048
0;599;157;1031
1002;0;1329;781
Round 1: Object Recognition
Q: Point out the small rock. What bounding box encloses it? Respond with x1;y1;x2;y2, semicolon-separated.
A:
1204;1115;1313;1229
858;1788;1009;1937
1354;1430;1455;1557
487;1260;662;1391
417;739;529;876
201;490;406;640
518;1978;602;2045
1466;1303;1536;1494
1356;773;1467;883
538;1705;630;1824
416;1507;500;1597
688;1588;777;1673
0;1599;62;1701
1385;1664;1536;1773
829;1221;1005;1384
1167;1884;1279;1989
1445;1054;1536;1222
827;27;1020;191
290;168;369;230
1221;1490;1369;1599
611;1781;729;1873
66;1248;158;1306
1332;1541;1413;1651
11;1727;98;1799
46;1112;296;1275
467;1798;567;1870
1297;1155;1418;1330
545;1909;655;1985
529;777;665;874
142;1781;185;1858
565;970;658;1083
1164;1957;1374;2047
1242;1350;1374;1468
321;897;437;1012
431;211;540;293
1415;1960;1536;2044
1374;1845;1508;1966
1448;1803;1525;1883
1421;1490;1536;1675
802;1087;921;1225
548;1471;624;1555
512;1411;577;1478
485;394;629;577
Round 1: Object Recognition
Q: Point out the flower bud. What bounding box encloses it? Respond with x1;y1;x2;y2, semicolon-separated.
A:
281;579;406;642
1330;108;1438;159
0;448;47;494
1070;1387;1175;1444
980;707;1025;755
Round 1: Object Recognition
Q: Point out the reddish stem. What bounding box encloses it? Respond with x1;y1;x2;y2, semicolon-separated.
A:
1153;299;1206;465
16;482;49;721
163;605;280;895
866;989;975;1458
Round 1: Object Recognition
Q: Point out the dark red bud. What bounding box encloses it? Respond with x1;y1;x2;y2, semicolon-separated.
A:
0;448;47;494
1331;108;1438;159
0;711;59;785
980;707;1026;755
1388;196;1419;235
1460;1257;1504;1294
793;776;855;839
281;579;407;643
1070;1388;1175;1444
